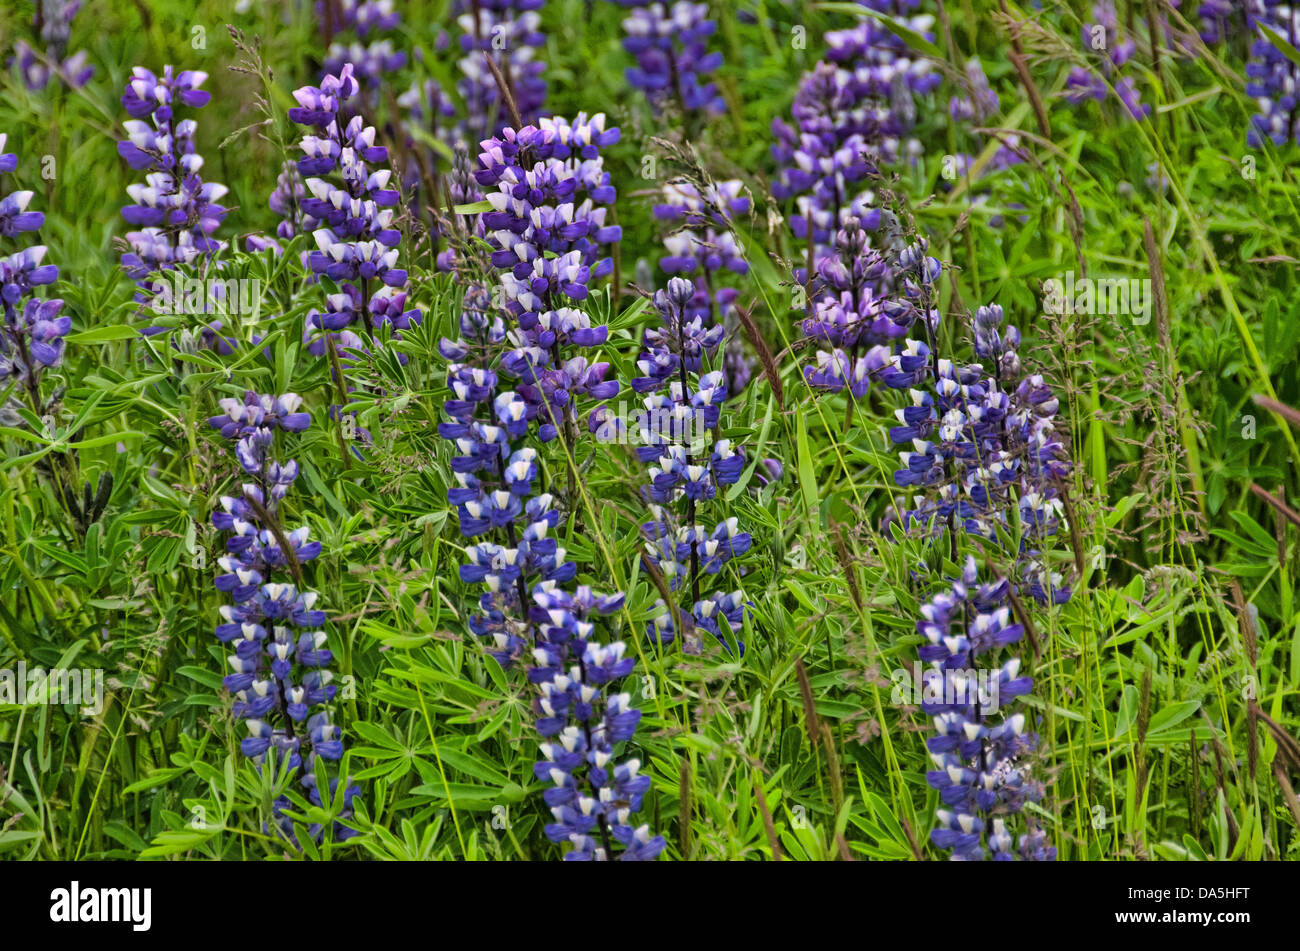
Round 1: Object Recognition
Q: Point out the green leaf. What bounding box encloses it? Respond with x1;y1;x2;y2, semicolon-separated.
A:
176;666;224;690
65;325;142;343
815;2;942;57
1259;23;1300;70
796;411;818;520
1146;701;1201;735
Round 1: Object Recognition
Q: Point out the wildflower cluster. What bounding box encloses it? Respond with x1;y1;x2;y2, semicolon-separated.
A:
321;0;407;89
614;1;726;120
941;57;1026;228
652;178;752;394
248;160;318;253
1197;1;1269;45
653;179;749;284
456;0;548;145
919;556;1053;861
630;277;750;649
207;392;360;843
392;3;551;273
396;77;458;182
770;2;938;275
1246;2;1300;147
470;114;623;441
947;57;1022;176
1065;0;1150;120
433;107;663;858
801;219;923;397
881;248;1070;602
438;293;663;860
287;63;419;351
10;0;93;91
867;243;1071;859
117;67;228;290
0;134;65;396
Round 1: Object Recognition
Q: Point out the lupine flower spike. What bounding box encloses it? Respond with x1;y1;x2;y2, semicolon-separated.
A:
1246;3;1300;147
1;133;66;401
438;292;664;860
867;241;1072;859
10;0;93;91
207;392;361;843
630;277;751;650
456;0;548;145
919;557;1053;861
614;1;727;124
771;3;938;278
471;113;622;445
1064;1;1151;121
118;68;227;296
287;63;420;354
653;179;754;396
321;0;407;90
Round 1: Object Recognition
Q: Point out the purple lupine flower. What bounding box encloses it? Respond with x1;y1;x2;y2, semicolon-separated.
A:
322;0;401;36
411;4;545;272
320;0;407;90
0;167;45;247
917;556;1052;861
246;161;322;255
403;2;549;274
208;392;361;843
1;135;66;393
804;220;900;346
1246;2;1300;147
869;240;1069;861
529;581;664;861
629;277;750;651
117;67;228;289
397;78;459;147
652;179;754;398
472;113;622;441
655;182;749;276
456;0;548;145
1197;0;1270;44
438;287;663;861
2;243;62;300
875;249;1072;605
946;57;1022;174
1064;1;1151;121
942;57;1025;229
1;297;71;387
616;1;726;119
949;57;999;123
396;75;458;181
771;6;938;279
448;109;653;857
799;227;931;399
288;63;419;349
9;1;93;91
